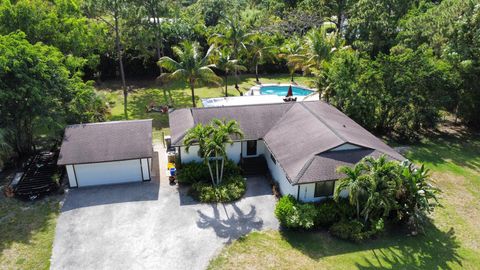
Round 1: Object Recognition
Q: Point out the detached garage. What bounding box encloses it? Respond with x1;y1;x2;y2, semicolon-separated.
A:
57;119;153;188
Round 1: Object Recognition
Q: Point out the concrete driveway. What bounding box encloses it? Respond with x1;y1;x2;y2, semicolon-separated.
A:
50;174;279;270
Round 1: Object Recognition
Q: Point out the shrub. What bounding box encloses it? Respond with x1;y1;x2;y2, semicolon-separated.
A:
335;198;357;221
314;199;338;228
176;162;210;184
329;218;385;242
177;160;241;184
329;220;365;242
275;195;317;230
190;175;246;203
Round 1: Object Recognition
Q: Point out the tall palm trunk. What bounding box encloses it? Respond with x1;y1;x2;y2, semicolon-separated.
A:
206;161;215;186
190;82;196;107
215;152;219;185
255;63;259;83
224;73;228;97
219;157;225;184
114;10;128;120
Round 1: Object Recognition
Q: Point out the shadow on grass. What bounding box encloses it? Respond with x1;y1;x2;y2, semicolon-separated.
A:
406;132;480;173
280;222;462;269
0;194;60;256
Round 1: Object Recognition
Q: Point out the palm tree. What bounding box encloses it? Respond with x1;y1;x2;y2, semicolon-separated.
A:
158;41;222;107
397;161;439;234
211;119;244;184
212;48;247;97
248;36;273;84
302;26;339;74
290;25;339;99
209;16;252;93
183;123;215;185
183;119;244;186
278;36;303;83
361;156;400;223
334;162;370;220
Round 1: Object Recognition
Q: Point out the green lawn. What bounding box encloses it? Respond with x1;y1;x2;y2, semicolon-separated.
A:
0;190;61;270
97;74;313;141
208;132;480;270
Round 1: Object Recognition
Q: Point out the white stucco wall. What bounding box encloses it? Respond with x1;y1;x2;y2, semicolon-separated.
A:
180;142;242;164
73;159;143;187
264;145;298;198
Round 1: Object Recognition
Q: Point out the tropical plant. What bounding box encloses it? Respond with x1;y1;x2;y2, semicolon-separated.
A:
301;25;339;74
183;119;244;185
158;41;222;107
334;162;370;220
360;156;400;223
209;16;252;93
183;123;215;184
211;48;247;97
247;35;273;83
278;36;304;83
396;161;440;234
208;119;244;184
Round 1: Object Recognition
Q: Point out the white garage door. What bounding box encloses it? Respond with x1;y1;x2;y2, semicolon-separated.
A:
73;159;143;187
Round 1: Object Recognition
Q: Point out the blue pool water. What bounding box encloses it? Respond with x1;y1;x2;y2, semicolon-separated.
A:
260;85;313;96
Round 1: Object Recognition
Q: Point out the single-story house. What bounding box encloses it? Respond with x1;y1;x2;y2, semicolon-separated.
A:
169;101;404;202
57;119;153;188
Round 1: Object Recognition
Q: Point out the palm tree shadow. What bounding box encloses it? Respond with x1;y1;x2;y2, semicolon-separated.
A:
196;203;264;244
281;223;463;269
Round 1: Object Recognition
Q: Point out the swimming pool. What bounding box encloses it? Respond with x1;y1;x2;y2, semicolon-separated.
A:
260;85;314;96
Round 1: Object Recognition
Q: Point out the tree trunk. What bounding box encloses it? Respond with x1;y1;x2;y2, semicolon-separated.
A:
356;197;360;220
255;64;259;83
114;11;128;119
219;157;225;184
206;161;215;186
224;74;228;97
291;72;294;83
190;83;196;107
215;152;219;185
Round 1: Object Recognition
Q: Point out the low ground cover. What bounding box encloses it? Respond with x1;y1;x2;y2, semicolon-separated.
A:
0;176;62;270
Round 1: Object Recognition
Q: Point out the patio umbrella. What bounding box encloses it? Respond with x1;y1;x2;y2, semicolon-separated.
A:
286;85;293;97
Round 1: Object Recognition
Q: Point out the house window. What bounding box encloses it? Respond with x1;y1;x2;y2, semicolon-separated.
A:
270;154;276;164
314;181;335;198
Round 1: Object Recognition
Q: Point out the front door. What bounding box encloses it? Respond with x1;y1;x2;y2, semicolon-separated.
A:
246;140;257;156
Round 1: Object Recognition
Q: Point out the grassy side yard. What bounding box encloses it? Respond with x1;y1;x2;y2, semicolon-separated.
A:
0;189;61;270
208;133;480;270
97;74;313;141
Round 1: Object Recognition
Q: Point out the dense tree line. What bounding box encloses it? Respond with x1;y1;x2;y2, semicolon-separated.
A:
0;0;479;165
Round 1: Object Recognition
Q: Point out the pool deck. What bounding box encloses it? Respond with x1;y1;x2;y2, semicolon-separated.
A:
202;83;319;108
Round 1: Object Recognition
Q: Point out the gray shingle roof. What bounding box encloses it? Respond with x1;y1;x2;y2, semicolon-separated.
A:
57;120;153;165
169;103;294;145
168;101;404;184
295;149;385;184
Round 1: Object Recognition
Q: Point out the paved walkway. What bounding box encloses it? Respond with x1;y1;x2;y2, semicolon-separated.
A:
50;144;278;270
